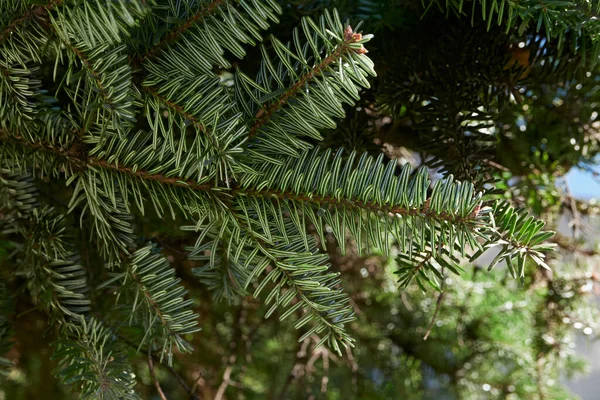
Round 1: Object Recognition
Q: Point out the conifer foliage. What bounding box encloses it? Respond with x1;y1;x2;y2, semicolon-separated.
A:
0;0;567;398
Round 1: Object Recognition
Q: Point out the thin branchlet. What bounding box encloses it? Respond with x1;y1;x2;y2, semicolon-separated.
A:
134;0;228;65
4;132;477;226
0;1;61;43
248;29;366;138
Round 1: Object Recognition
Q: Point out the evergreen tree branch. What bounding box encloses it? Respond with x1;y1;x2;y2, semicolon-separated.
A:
69;171;136;261
3;131;554;272
141;68;250;183
136;0;282;179
3;129;555;271
0;1;60;43
0;130;80;160
236;11;375;161
0;3;54;66
47;0;149;128
88;158;212;192
247;26;367;138
136;0;280;67
52;317;140;400
0;63;44;129
103;244;201;364
234;187;477;225
138;0;228;63
190;224;250;303
186;217;356;355
54;37;113;107
0;168;91;322
143;86;210;134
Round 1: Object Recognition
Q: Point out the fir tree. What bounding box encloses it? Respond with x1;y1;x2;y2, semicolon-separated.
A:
0;0;598;399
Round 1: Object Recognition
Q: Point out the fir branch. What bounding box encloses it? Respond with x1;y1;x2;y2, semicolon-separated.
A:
2;132;484;232
48;1;148;128
1;168;91;321
138;0;228;63
3;131;554;270
0;129;78;162
142;86;231;160
236;11;374;160
136;0;280;69
190;227;250;302
55;37;113;106
90;155;476;229
140;66;248;183
53;318;140;400
136;0;282;178
0;1;60;43
2;131;212;192
186;217;356;354
143;87;209;134
88;158;212;192
106;245;200;364
0;63;43;126
233;187;476;225
248;28;365;138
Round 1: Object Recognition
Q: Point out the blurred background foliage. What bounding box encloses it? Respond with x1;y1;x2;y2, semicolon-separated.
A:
2;0;600;398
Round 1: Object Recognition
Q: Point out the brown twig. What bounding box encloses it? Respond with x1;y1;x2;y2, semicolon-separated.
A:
189;373;207;398
320;349;330;394
536;354;546;400
277;338;311;400
423;267;445;341
563;179;582;238
117;334;199;400
214;362;234;400
400;291;413;311
148;351;169;400
344;346;359;392
551;233;598;256
485;159;510;172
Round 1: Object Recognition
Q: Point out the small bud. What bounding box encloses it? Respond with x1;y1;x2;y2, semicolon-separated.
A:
422;198;430;212
344;26;354;41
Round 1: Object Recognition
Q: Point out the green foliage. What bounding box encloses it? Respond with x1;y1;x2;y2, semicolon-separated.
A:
0;169;90;321
235;11;375;162
0;284;14;379
186;214;357;351
104;244;200;364
1;0;596;398
52;318;139;400
434;0;600;63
